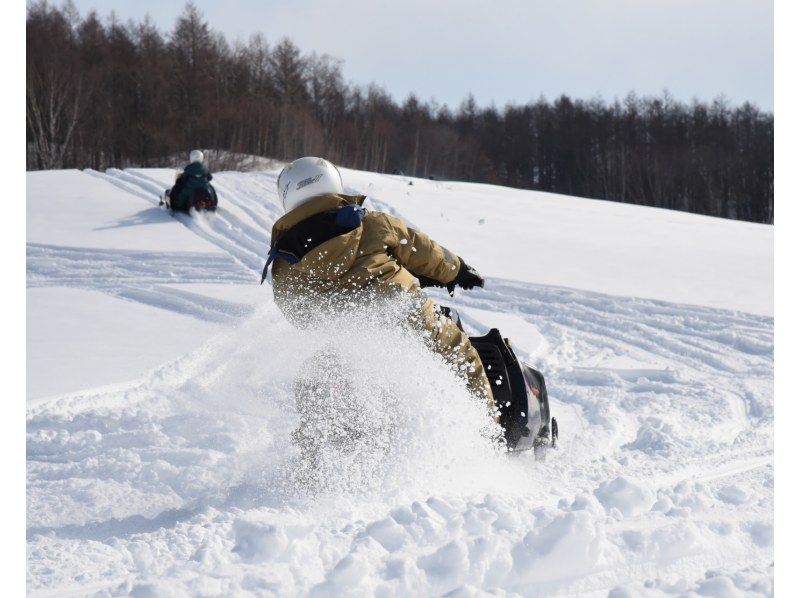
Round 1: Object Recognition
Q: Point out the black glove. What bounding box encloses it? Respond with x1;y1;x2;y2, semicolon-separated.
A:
416;274;446;289
447;258;485;294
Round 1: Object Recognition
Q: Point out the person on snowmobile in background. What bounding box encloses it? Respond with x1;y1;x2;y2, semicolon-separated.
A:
167;149;214;211
265;156;496;415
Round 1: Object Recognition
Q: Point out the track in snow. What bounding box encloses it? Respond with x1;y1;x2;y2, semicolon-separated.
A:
26;167;774;596
85;168;268;275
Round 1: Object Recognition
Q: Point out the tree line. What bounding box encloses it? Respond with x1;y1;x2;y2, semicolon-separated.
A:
27;2;773;223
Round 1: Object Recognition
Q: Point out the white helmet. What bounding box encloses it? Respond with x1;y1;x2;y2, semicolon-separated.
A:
189;149;204;163
277;156;344;213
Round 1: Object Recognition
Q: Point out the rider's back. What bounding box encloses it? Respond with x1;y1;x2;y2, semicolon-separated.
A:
269;192;461;326
182;162;212;188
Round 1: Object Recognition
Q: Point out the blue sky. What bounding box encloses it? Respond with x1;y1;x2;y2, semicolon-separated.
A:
71;0;774;110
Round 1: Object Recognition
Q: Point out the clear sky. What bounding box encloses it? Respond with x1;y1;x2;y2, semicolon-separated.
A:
70;0;774;110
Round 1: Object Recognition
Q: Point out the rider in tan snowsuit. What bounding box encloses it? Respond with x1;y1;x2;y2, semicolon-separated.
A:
265;157;495;413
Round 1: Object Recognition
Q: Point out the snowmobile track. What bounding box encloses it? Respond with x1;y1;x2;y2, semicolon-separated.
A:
88;168;268;275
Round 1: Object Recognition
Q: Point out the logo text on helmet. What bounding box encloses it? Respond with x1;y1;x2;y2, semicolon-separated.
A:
296;173;323;191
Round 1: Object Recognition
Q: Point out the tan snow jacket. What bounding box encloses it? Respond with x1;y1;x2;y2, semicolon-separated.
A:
270;194;461;302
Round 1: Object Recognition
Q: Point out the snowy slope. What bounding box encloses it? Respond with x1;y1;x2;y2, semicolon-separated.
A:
342;168;773;316
26;166;773;595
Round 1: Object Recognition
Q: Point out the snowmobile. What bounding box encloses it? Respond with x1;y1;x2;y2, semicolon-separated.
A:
440;306;558;457
292;299;558;461
161;175;218;213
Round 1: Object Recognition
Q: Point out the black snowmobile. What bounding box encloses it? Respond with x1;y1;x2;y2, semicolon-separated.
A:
440;306;558;456
161;173;218;213
292;299;558;461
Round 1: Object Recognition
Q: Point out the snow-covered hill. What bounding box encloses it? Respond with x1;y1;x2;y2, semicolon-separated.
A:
26;166;773;595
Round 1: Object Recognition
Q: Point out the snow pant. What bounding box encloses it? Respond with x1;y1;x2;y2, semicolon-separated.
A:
418;298;496;418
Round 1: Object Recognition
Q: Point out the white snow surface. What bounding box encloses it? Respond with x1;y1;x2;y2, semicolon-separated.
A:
27;287;223;399
27;167;773;595
343;168;773;317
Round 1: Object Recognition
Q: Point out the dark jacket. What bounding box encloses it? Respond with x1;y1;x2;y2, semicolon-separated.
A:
170;162;214;210
182;162;213;189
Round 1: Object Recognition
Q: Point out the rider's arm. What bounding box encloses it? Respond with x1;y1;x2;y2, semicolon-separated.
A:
377;213;461;284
